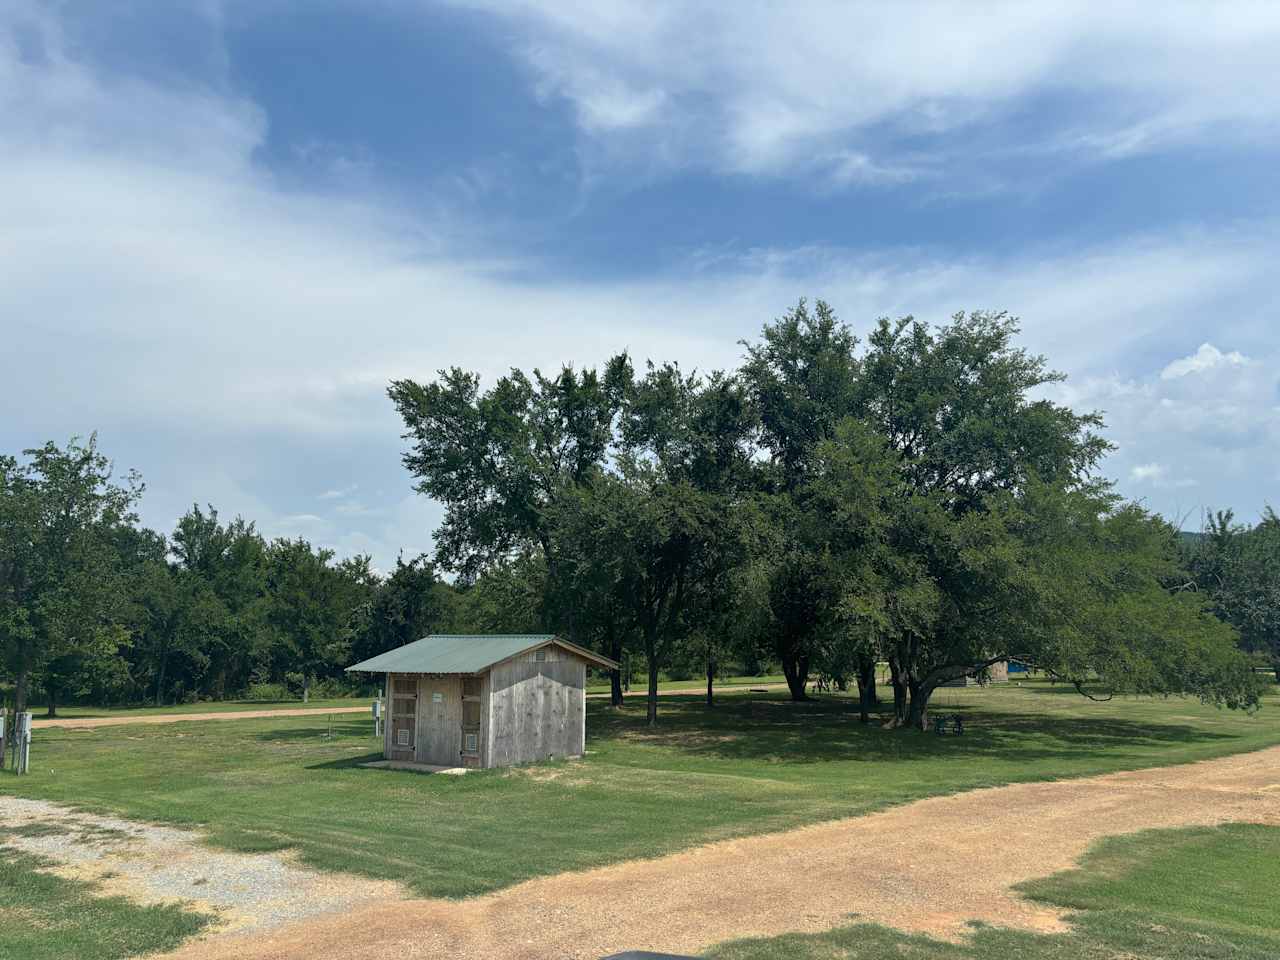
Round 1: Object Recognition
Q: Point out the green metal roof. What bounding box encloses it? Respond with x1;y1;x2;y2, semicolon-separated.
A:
345;634;618;674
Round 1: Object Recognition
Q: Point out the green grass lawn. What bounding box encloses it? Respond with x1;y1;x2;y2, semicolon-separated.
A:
0;847;211;960
703;822;1280;959
1;679;1277;901
9;674;785;719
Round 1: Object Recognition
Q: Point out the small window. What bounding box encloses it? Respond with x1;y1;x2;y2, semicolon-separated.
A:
464;732;479;753
396;728;411;747
534;648;547;662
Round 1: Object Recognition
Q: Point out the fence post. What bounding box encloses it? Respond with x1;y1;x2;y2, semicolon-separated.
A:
16;712;32;775
0;713;6;770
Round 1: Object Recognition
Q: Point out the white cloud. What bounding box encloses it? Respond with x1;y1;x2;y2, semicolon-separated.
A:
4;2;1280;573
1160;343;1250;379
446;1;1280;183
1131;463;1167;483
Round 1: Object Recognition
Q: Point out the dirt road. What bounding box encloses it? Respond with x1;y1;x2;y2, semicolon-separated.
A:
162;744;1280;960
32;685;790;730
31;706;372;730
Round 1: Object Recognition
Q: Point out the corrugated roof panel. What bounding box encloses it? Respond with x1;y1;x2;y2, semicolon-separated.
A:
346;634;557;674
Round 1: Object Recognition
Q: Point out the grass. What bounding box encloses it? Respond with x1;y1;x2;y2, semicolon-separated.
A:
703;822;1280;959
11;674;786;719
0;848;211;960
1;678;1277;901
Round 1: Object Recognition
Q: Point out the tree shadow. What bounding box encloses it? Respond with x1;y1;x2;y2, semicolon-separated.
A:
305;752;385;770
586;692;1241;766
251;719;376;743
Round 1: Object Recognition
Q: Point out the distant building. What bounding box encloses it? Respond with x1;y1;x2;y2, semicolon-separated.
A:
347;634;618;769
939;660;1010;687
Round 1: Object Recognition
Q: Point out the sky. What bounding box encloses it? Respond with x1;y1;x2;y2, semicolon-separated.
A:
2;0;1279;571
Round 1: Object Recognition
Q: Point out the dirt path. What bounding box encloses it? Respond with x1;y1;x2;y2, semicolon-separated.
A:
31;706;372;730
158;744;1280;960
31;684;790;729
0;798;403;935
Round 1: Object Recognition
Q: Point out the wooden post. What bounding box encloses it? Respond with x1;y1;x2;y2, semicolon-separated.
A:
15;712;31;775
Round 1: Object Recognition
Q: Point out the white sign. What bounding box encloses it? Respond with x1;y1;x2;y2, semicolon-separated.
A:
432;692;443;703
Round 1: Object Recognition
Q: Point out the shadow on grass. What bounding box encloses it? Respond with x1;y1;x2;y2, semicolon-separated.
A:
251;719;376;743
305;752;385;771
587;692;1238;766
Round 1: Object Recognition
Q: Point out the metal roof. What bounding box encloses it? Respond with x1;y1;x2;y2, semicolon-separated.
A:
345;634;619;674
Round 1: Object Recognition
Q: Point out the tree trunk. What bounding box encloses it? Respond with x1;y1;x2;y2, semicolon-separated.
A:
303;675;311;704
886;656;909;727
855;656;878;723
906;679;935;731
1273;656;1280;685
609;628;624;708
45;680;58;719
154;654;168;707
780;650;809;701
705;650;715;707
646;648;660;727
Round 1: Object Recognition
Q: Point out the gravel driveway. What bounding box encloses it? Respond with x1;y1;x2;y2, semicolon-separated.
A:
0;798;402;934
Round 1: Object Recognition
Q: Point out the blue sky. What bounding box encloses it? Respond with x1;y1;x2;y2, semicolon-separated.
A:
3;1;1279;569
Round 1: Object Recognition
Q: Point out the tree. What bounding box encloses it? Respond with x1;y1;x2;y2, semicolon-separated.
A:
740;300;862;698
0;436;141;721
553;467;723;725
351;553;455;665
389;360;630;581
171;505;269;698
132;559;221;706
1186;508;1280;683
263;538;373;701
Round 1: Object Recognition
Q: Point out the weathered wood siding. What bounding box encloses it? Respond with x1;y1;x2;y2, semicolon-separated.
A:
485;654;586;768
477;672;491;769
387;673;418;761
416;676;463;765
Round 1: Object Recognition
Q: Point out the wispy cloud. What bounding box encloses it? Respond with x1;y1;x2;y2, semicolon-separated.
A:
446;1;1280;187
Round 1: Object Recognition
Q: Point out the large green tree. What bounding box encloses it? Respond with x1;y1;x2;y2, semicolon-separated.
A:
740;300;865;699
0;437;141;720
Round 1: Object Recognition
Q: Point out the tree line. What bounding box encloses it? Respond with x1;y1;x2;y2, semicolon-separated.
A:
390;303;1268;727
0;441;490;718
2;303;1272;727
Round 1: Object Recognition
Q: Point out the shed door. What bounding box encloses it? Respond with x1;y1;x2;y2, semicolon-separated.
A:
388;676;417;761
418;678;462;766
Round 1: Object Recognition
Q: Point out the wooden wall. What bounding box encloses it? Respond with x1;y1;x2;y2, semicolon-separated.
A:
416;676;463;765
485;654;587;768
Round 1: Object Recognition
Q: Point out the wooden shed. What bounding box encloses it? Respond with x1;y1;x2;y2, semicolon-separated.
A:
346;634;618;770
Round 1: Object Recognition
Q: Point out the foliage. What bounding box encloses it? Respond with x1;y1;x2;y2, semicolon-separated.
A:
1184;508;1280;681
0;436;142;720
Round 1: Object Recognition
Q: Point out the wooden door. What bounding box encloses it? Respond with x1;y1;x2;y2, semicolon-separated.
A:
417;677;461;766
388;675;418;761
